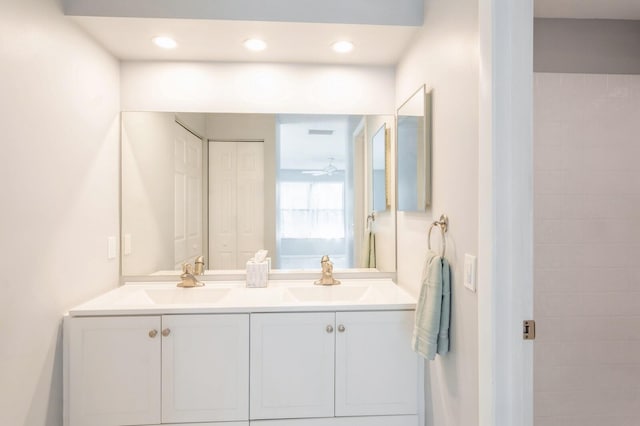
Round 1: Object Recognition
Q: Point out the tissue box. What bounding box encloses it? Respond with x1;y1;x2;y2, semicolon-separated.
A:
246;260;269;288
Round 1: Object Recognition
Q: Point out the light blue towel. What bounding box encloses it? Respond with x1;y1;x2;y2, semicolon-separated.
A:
366;231;376;268
412;250;451;360
360;231;376;268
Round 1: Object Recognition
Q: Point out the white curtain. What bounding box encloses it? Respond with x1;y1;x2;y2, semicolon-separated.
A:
279;182;345;239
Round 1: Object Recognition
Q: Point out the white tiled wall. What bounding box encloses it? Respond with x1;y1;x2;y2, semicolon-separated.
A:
534;73;640;426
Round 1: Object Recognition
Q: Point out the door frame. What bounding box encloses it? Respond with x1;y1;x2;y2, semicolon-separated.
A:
478;1;534;425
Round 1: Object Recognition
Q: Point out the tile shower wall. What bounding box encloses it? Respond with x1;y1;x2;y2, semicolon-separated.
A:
534;73;640;426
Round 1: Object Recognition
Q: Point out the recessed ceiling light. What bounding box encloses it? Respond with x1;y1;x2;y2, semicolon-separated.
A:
332;40;354;53
244;38;267;51
152;36;177;49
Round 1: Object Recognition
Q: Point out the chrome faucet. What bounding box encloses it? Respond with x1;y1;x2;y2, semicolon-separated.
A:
177;256;205;288
314;255;341;286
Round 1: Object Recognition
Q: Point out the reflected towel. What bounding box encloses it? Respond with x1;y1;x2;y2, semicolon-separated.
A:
361;231;376;268
412;250;451;360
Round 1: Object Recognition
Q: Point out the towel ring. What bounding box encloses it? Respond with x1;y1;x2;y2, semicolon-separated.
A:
366;212;376;230
427;214;448;258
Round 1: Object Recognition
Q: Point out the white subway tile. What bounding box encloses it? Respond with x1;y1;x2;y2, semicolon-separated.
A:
535;73;640;425
535;416;640;426
535;363;640;392
535;291;640;318
607;75;632;99
535;171;566;194
535;341;640;366
534;194;566;219
536;316;640;342
535;143;564;171
535;388;640;417
535;121;568;147
534;219;565;243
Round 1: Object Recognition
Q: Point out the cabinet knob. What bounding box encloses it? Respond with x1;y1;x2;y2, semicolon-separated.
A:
326;325;334;333
338;324;346;333
162;328;171;337
148;329;158;338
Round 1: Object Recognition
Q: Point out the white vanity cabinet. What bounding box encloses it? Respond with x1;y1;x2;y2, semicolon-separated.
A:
334;311;418;416
250;312;336;420
250;310;418;422
161;314;249;423
66;314;249;426
67;316;162;426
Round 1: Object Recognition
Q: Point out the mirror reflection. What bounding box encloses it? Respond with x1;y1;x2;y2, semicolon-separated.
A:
371;123;389;212
397;85;431;211
121;112;396;276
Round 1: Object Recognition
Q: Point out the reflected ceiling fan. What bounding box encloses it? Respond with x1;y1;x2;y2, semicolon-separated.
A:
301;157;343;176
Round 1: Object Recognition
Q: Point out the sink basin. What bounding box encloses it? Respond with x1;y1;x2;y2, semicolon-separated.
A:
284;286;372;303
144;288;230;305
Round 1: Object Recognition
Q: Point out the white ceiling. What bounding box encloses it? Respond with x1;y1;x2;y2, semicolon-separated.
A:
69;2;640;66
535;0;640;20
72;17;419;64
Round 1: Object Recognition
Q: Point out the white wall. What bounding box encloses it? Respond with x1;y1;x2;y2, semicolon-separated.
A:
120;62;395;115
394;0;479;424
534;72;640;426
0;0;121;425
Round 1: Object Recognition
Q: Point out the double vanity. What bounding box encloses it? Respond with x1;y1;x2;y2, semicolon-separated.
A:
64;279;421;426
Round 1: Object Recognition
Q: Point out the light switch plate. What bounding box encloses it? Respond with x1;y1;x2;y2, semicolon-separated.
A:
464;254;477;292
107;236;117;260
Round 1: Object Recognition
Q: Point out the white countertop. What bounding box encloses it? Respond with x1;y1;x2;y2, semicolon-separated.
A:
68;279;416;317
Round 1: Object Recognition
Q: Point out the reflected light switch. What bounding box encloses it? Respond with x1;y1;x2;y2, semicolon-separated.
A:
464;254;477;292
107;236;117;260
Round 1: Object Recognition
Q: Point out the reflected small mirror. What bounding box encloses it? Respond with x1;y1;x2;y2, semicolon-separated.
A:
397;85;431;211
371;123;389;212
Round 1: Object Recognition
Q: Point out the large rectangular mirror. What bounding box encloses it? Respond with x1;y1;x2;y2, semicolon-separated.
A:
121;112;396;277
397;85;431;211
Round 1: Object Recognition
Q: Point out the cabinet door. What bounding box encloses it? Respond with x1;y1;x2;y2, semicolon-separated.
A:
68;316;161;426
162;314;249;423
250;312;335;420
251;415;419;426
335;311;418;416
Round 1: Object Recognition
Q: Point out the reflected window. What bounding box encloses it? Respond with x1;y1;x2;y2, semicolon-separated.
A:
276;114;355;269
279;182;345;239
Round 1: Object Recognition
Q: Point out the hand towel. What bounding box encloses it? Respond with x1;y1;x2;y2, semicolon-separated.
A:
367;231;376;268
360;231;376;268
412;250;451;360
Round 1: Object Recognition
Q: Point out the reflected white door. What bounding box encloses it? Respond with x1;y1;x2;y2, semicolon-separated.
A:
174;124;203;268
209;141;264;269
236;142;265;264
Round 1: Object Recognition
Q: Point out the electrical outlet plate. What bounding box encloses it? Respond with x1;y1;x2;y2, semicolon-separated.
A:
464;254;477;292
